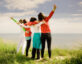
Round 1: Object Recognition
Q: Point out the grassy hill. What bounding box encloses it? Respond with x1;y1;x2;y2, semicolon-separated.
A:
0;38;82;64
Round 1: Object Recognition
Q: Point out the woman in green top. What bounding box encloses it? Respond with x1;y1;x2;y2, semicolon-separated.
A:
10;17;26;55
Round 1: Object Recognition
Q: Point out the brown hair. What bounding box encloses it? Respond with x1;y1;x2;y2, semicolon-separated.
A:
22;19;27;24
19;19;23;23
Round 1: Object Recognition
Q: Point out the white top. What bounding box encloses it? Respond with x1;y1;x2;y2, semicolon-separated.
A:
31;22;43;33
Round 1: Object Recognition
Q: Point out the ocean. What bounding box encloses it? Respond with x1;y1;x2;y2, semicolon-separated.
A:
0;33;82;49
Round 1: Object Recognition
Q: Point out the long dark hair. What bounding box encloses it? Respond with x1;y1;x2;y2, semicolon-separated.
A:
30;17;37;22
23;19;27;24
38;12;45;21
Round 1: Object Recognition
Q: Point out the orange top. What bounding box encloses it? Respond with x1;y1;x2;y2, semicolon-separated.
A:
24;22;38;37
24;23;32;37
41;11;54;33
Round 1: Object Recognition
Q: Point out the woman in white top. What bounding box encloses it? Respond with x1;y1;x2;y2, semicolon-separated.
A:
22;17;45;59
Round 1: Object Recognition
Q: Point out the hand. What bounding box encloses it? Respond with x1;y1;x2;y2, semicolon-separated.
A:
10;17;13;19
53;4;56;10
17;22;20;25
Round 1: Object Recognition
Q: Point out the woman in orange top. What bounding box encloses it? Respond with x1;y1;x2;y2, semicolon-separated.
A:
22;19;32;56
38;4;56;59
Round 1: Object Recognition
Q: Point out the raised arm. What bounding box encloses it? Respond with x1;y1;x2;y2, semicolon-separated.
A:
10;17;26;32
45;4;56;22
10;17;18;23
10;17;20;24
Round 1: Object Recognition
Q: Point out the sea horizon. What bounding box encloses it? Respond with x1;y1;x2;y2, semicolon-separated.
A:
0;33;82;49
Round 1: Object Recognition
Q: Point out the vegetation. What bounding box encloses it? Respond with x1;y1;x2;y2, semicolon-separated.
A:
0;38;82;64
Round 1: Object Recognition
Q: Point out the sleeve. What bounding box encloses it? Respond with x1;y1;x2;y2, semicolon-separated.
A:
16;24;26;32
11;18;21;25
36;22;44;27
11;18;26;32
11;18;18;23
22;27;26;32
27;22;38;26
45;11;54;22
11;19;26;32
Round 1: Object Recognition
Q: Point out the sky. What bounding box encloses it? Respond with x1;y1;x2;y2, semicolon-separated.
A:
0;0;82;34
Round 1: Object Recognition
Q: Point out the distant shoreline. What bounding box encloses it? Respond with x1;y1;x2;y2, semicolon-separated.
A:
0;33;82;49
0;33;82;35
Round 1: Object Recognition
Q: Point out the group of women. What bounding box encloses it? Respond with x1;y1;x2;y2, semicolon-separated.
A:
11;4;56;60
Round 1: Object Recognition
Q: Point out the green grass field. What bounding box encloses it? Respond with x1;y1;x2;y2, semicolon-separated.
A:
0;38;82;64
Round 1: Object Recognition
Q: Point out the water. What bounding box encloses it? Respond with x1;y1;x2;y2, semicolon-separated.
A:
0;33;82;49
51;34;82;49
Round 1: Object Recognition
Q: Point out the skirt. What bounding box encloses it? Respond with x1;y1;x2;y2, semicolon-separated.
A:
33;33;42;49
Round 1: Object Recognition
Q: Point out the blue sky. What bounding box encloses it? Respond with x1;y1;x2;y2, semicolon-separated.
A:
0;0;82;33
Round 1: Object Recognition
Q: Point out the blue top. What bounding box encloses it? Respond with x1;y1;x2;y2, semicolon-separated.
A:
25;37;31;40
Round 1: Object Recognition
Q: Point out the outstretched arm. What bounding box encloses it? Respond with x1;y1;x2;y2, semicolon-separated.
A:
20;24;31;28
10;17;20;24
36;21;45;26
10;17;26;32
10;17;18;23
45;4;56;22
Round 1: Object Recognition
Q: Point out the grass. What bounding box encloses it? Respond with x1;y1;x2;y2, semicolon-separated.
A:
0;38;82;64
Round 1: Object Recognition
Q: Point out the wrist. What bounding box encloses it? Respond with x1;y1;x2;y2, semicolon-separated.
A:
52;8;55;12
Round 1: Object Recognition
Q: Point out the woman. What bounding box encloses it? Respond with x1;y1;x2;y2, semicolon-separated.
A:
22;19;32;57
38;4;56;59
10;17;26;55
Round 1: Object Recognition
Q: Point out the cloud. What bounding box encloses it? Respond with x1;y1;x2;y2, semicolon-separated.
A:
4;0;51;10
0;16;20;33
0;10;37;17
0;1;3;5
0;2;2;5
50;17;82;23
49;17;82;33
77;10;82;12
0;17;82;33
72;14;82;17
0;21;20;33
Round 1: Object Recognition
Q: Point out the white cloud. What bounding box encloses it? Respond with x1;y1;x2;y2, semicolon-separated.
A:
0;17;20;33
0;16;82;34
5;0;51;10
72;14;82;17
49;17;82;33
0;22;20;33
0;10;37;17
78;10;82;12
